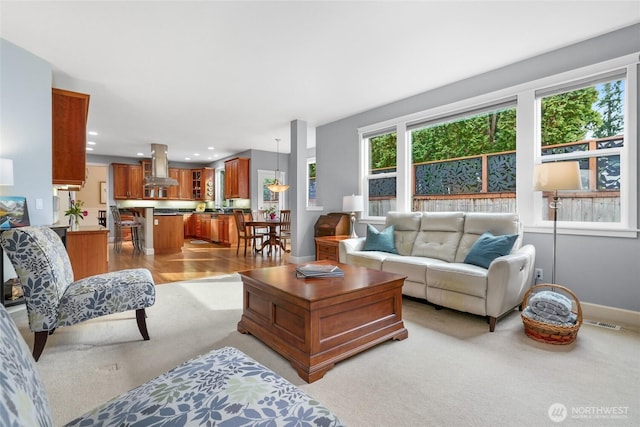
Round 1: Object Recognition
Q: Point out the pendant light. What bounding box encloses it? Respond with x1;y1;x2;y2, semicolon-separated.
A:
267;138;289;193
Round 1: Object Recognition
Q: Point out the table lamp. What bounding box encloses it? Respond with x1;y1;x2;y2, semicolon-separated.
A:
343;194;364;239
533;161;581;284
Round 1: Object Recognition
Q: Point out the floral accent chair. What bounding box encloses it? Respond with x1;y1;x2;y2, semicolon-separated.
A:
0;226;156;361
0;303;343;426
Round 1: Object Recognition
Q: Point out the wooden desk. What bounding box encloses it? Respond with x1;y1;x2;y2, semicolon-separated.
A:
66;226;108;280
315;235;349;261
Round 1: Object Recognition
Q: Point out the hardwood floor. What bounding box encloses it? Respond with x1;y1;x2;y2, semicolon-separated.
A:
108;239;290;285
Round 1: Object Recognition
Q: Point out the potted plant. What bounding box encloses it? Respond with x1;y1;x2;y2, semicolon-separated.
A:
65;199;88;230
263;205;278;220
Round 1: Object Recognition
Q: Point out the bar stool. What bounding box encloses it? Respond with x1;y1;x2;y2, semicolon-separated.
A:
110;206;142;254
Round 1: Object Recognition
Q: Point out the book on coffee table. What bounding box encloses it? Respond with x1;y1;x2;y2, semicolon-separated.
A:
296;264;344;278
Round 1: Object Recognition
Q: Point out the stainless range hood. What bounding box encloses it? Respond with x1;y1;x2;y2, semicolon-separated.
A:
144;144;179;187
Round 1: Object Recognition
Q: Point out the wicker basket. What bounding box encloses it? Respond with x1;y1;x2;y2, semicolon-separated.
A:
521;284;582;345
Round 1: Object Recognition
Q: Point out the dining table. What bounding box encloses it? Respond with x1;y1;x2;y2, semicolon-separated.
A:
246;219;285;255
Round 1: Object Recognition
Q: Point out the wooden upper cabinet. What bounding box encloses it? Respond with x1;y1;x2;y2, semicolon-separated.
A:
178;169;192;200
112;163;142;199
167;168;180;199
52;88;90;185
224;157;250;199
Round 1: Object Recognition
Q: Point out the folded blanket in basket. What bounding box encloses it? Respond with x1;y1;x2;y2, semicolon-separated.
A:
523;306;577;326
529;290;572;318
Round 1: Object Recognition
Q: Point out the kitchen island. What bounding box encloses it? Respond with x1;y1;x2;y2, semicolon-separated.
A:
153;214;183;254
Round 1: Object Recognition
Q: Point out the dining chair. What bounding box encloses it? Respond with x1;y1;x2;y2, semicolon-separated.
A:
233;210;260;256
0;226;156;361
278;209;291;253
251;210;269;247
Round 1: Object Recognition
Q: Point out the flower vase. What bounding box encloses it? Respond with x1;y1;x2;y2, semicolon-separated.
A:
70;216;80;231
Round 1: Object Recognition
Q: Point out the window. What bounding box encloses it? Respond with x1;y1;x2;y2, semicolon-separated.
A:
359;57;637;236
307;158;317;207
536;72;626;225
363;130;397;217
409;102;517;213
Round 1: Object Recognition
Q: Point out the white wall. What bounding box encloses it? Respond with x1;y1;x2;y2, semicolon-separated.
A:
315;24;640;311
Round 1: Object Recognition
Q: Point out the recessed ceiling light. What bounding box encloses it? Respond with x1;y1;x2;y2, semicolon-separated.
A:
87;141;96;145
86;147;94;151
88;131;98;136
208;146;214;150
137;152;145;156
185;157;191;161
194;153;200;156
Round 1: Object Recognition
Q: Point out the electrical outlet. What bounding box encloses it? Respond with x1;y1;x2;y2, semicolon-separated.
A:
535;268;543;280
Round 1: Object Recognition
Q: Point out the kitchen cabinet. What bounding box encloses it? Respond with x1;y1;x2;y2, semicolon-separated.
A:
178;169;193;200
66;227;108;280
183;214;193;237
217;214;240;247
167;168;180;199
218;215;230;246
113;163;143;199
210;217;219;242
153;215;183;254
192;168;214;201
224;158;250;199
52;88;90;186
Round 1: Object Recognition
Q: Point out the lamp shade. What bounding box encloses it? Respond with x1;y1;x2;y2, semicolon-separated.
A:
343;195;364;212
0;158;14;186
534;162;581;191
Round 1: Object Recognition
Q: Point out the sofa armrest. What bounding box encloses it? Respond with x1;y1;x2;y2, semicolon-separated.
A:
485;244;536;318
339;237;366;263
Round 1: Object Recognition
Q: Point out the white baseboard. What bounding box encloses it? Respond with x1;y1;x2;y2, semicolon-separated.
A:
581;302;640;330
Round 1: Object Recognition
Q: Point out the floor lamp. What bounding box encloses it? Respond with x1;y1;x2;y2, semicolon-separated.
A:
533;161;581;284
343;195;364;239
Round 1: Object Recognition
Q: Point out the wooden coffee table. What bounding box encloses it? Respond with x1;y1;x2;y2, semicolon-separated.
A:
237;262;408;383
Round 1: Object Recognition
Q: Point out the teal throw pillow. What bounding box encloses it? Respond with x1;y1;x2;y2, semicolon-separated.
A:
363;224;397;254
464;232;518;269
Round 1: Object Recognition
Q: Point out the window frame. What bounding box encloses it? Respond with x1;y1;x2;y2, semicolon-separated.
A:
358;54;638;236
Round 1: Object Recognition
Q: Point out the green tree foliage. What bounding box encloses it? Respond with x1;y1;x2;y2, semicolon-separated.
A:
593;81;624;138
541;87;601;145
411;108;516;163
370;132;397;170
370;84;619;169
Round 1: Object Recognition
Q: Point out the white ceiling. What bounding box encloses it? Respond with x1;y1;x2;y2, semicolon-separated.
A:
2;1;639;162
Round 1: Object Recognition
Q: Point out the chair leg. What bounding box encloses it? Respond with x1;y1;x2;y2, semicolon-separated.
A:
33;331;48;362
136;308;150;340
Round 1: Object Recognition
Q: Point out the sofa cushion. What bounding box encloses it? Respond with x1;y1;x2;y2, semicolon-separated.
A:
385;212;422;256
455;213;521;263
346;251;388;270
427;262;489;299
382;255;446;284
411;212;464;262
463;232;518;269
363;224;397;253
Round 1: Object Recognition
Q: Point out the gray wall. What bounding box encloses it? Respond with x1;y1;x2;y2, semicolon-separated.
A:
0;38;52;225
315;24;640;311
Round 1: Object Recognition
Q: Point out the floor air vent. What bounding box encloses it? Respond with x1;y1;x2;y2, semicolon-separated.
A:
583;319;621;330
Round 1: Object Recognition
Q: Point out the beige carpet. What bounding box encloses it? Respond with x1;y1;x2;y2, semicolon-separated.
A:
8;274;640;426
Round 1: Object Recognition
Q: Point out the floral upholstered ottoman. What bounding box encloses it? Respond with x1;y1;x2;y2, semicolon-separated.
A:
0;303;344;426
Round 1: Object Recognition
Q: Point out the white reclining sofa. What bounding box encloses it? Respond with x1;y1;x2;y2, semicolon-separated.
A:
339;211;536;331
